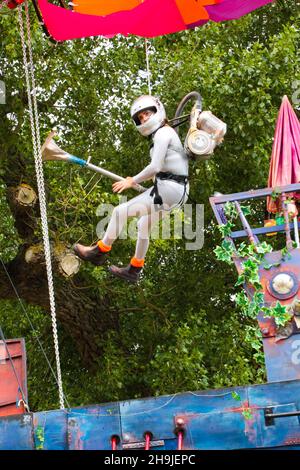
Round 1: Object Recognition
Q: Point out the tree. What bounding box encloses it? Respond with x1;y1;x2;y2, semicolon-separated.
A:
0;1;299;410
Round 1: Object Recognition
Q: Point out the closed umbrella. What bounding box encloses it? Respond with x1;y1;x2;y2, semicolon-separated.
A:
267;96;300;246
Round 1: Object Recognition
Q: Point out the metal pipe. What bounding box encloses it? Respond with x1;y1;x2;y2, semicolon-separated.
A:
111;435;119;450
281;194;293;249
174;91;202;119
85;161;146;192
177;430;184;450
173;91;202;135
144;432;151;450
293;216;300;248
265;410;300;419
56;154;146;193
234;201;259;246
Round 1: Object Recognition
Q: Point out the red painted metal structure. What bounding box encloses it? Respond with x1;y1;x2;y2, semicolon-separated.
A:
111;435;119;450
144;432;151;450
0;339;28;417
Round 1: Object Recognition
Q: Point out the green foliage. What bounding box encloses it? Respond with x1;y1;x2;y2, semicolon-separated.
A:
262;301;292;327
218;221;235;237
242;408;254;421
34;426;45;450
231;391;241;401
0;184;21;262
214;239;234;263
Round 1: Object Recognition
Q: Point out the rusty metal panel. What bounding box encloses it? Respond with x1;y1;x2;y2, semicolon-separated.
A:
68;404;121;450
262;334;300;382
0;380;300;449
257;405;300;448
0;339;27;417
120;387;248;449
258;249;300;310
181;409;258;449
33;410;68;450
248;381;300;448
0;413;33;449
248;379;300;407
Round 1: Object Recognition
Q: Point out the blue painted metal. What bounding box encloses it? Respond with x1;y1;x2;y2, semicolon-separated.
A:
0;414;33;450
1;380;300;449
262;334;300;382
67;403;121;450
231;221;300;239
33;410;67;450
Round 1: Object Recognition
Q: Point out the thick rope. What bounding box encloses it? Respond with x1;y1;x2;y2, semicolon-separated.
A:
18;2;65;410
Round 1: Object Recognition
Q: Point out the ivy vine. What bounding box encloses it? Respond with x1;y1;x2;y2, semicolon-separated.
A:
214;202;292;327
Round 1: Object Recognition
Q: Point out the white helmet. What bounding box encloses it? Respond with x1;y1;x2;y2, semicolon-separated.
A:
131;95;166;136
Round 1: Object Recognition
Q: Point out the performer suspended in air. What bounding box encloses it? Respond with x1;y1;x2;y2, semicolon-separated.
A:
74;95;189;282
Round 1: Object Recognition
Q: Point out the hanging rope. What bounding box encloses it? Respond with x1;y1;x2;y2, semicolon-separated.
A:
0;257;71;409
0;325;29;412
17;2;65;410
144;38;152;95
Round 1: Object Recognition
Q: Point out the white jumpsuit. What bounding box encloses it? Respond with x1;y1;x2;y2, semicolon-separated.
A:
102;125;189;259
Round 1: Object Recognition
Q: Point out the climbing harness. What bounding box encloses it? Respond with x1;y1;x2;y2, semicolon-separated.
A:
17;2;65;409
150;171;188;208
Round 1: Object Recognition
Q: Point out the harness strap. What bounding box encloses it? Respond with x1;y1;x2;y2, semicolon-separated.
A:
150;172;188;207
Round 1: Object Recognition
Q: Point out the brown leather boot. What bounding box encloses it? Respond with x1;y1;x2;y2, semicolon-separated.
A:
108;264;143;283
73;243;108;266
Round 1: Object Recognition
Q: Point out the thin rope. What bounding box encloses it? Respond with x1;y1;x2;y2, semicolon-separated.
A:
0;325;29;411
144;39;152;95
0;257;71;409
18;2;65;410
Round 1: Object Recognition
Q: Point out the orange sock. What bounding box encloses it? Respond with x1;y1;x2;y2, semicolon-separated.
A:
97;240;112;253
130;257;144;268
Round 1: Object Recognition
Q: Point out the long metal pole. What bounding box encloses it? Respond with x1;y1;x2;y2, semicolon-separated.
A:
85;162;146;193
281;194;293;249
293;216;300;248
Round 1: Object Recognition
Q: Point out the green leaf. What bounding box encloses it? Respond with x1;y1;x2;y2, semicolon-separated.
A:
231;391;241;401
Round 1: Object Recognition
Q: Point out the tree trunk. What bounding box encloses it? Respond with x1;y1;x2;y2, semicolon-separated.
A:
0;247;118;365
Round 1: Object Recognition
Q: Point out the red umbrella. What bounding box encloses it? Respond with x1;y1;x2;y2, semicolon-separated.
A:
267;96;300;215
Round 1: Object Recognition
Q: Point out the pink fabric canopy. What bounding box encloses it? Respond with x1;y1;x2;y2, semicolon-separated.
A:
267;96;300;213
36;0;274;41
